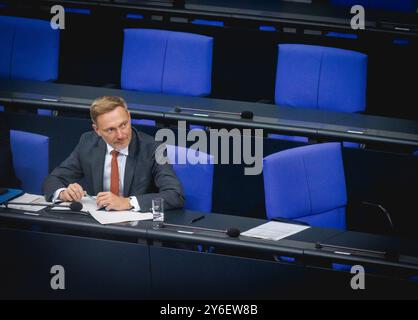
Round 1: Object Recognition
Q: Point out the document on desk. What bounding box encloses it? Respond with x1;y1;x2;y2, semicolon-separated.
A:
6;193;50;212
73;197;153;225
241;221;310;241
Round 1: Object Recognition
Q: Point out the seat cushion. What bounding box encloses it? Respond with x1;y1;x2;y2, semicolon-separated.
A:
0;15;60;81
263;142;347;220
11;17;60;81
121;29;213;96
163;31;213;96
275;44;367;113
167;145;214;212
121;29;167;93
0;17;15;79
10;130;49;194
297;207;346;230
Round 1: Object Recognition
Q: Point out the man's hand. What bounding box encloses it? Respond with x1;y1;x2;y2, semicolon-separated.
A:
96;192;131;211
59;183;84;202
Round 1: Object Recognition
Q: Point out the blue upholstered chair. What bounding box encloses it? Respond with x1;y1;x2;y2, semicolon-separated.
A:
275;44;367;113
271;44;368;147
122;29;213;126
10;130;49;194
0;15;60;116
0;15;60;81
331;0;418;13
263;142;347;230
121;28;213;96
166;145;214;213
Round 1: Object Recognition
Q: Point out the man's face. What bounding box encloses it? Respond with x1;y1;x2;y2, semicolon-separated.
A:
93;106;132;150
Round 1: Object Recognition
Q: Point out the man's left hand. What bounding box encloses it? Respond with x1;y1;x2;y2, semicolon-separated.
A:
96;192;131;211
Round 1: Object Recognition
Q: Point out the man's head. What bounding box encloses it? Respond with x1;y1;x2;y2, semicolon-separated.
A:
91;96;132;150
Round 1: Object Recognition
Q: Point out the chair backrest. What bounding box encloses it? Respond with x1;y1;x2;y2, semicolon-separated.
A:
275;44;367;113
263;142;347;230
330;0;418;13
121;28;213;96
0;15;60;81
166;145;214;212
10;130;49;194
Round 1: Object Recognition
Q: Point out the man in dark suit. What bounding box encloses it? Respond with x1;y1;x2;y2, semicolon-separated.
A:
42;96;184;212
0;114;21;188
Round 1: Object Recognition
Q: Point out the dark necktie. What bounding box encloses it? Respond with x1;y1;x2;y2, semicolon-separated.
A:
110;150;120;195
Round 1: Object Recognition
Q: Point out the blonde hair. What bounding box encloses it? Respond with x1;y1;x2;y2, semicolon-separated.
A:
90;96;128;123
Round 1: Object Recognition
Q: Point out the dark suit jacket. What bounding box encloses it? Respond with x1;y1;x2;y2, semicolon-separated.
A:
42;128;184;212
0;115;21;188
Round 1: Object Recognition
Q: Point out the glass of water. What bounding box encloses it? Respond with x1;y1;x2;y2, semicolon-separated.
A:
152;198;164;229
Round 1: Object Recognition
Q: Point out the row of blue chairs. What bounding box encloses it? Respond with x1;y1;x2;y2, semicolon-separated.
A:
11;129;346;230
0;15;368;120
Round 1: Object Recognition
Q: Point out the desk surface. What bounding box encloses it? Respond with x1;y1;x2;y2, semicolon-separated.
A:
1;207;417;273
1;79;418;148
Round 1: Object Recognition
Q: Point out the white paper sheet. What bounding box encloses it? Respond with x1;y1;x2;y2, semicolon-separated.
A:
88;210;153;225
241;221;310;241
70;197;153;225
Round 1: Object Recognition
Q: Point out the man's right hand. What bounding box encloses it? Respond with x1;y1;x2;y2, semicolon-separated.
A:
59;183;84;202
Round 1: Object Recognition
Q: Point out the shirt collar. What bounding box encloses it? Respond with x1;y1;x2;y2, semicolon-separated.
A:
106;143;129;157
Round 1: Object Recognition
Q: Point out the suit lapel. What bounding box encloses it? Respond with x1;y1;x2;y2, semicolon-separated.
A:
123;129;140;197
92;138;106;195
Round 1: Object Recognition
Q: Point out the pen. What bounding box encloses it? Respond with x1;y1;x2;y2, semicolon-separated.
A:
190;215;205;224
84;192;96;201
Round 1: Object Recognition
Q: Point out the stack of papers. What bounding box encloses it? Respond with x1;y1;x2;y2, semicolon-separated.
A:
241;221;310;241
6;193;51;212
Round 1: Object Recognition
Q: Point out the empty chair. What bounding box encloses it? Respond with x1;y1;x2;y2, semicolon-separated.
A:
10;130;49;194
0;15;60;116
271;44;368;146
275;44;367;113
0;15;60;81
121;28;213;96
263;142;347;230
166;145;214;212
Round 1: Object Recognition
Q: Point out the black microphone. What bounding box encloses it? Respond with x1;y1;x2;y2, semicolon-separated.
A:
161;222;241;238
174;106;254;120
68;201;83;212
